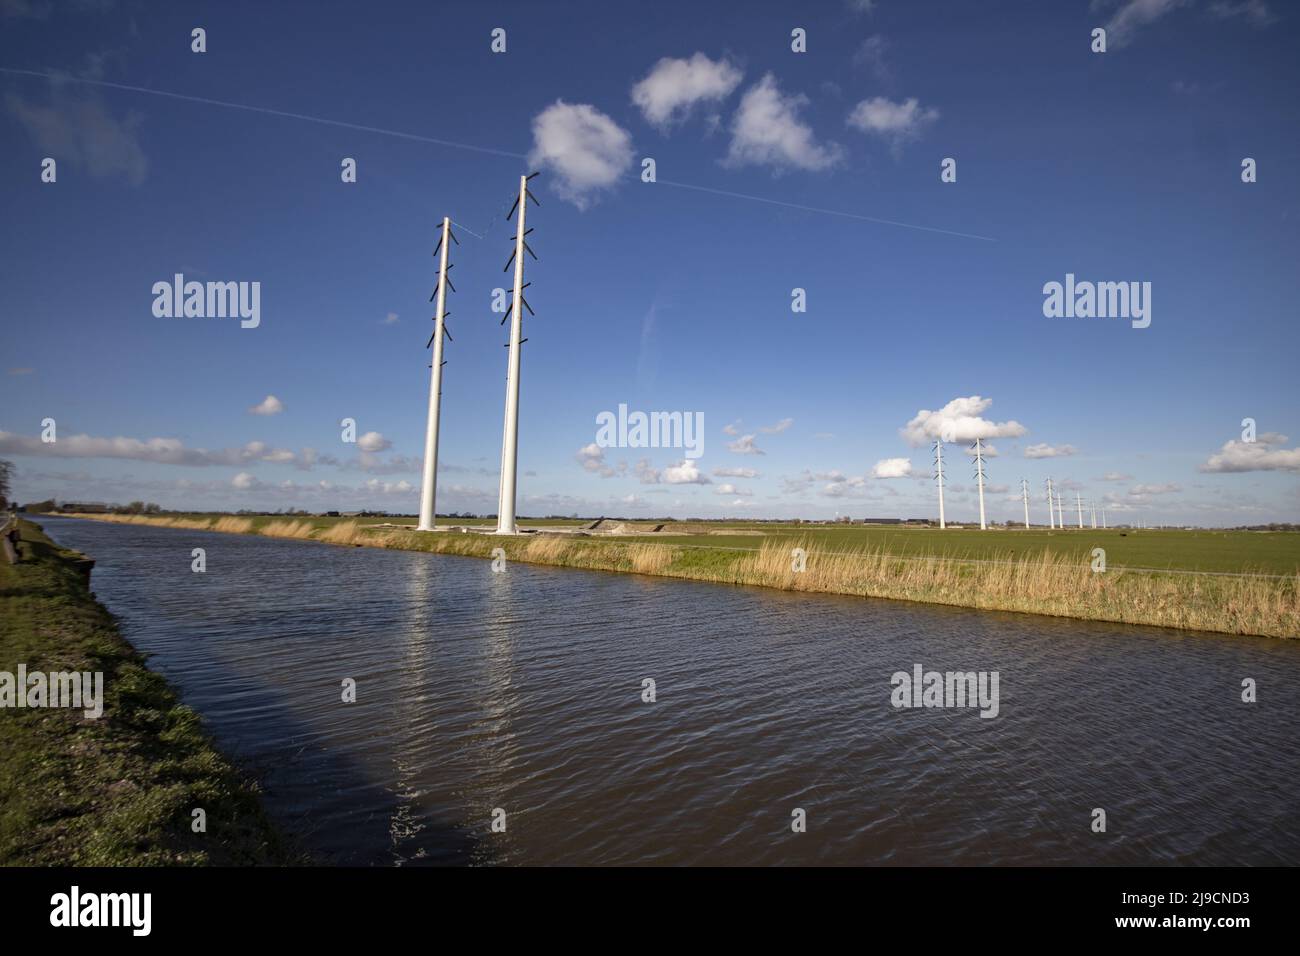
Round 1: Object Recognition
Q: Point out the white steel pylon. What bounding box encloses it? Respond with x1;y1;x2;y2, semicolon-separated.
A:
496;173;540;535
418;216;456;532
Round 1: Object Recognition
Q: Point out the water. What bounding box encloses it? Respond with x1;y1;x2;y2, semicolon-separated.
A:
35;516;1300;866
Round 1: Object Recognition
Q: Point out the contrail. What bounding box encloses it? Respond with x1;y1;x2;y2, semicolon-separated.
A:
657;178;998;242
0;67;527;160
2;66;996;241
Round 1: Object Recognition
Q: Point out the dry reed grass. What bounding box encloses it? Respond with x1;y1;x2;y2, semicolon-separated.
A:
260;520;316;540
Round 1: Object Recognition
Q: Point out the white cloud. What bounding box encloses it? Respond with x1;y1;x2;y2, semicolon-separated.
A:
722;420;741;435
0;430;304;468
1100;0;1191;48
759;417;794;434
382;312;399;325
528;100;634;209
1200;436;1300;473
662;459;711;484
714;483;753;496
870;457;913;478
631;53;743;129
713;466;760;478
248;394;285;416
1024;443;1078;459
727;434;765;455
725;74;842;172
900;396;1028;446
356;431;392;453
819;472;870;498
1100;471;1134;481
577;443;624;478
232;472;257;490
846;96;938;151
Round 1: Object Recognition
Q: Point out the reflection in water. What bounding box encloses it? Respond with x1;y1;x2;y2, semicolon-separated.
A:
38;516;1300;866
390;554;437;864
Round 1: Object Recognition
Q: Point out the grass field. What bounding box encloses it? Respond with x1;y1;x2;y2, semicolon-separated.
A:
48;512;1300;638
0;519;295;865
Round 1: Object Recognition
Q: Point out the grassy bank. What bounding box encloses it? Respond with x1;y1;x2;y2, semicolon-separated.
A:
0;519;295;865
59;513;1300;639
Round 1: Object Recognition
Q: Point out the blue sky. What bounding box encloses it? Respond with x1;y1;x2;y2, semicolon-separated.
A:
1;0;1297;525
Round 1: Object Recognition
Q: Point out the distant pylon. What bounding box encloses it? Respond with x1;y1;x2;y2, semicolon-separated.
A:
933;439;946;529
1056;489;1065;529
1076;492;1084;529
972;438;988;530
1021;478;1030;529
1102;506;1107;529
1046;477;1056;529
1090;500;1097;529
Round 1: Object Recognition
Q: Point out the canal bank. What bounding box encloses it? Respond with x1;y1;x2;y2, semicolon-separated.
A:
0;519;295;865
59;513;1300;639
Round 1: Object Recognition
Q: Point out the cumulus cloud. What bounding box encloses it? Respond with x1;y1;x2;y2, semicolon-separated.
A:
727;434;765;455
382;312;399;325
1100;471;1134;481
356;431;392;453
846;96;938;152
722;420;741;436
713;466;760;478
1200;435;1300;473
1024;443;1078;459
662;459;711;484
631;53;743;129
528;100;634;209
248;394;285;416
576;443;625;478
725;74;842;172
870;457;913;478
900;396;1027;447
819;471;870;498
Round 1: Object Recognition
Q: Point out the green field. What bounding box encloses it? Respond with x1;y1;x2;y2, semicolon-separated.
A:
605;526;1300;576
